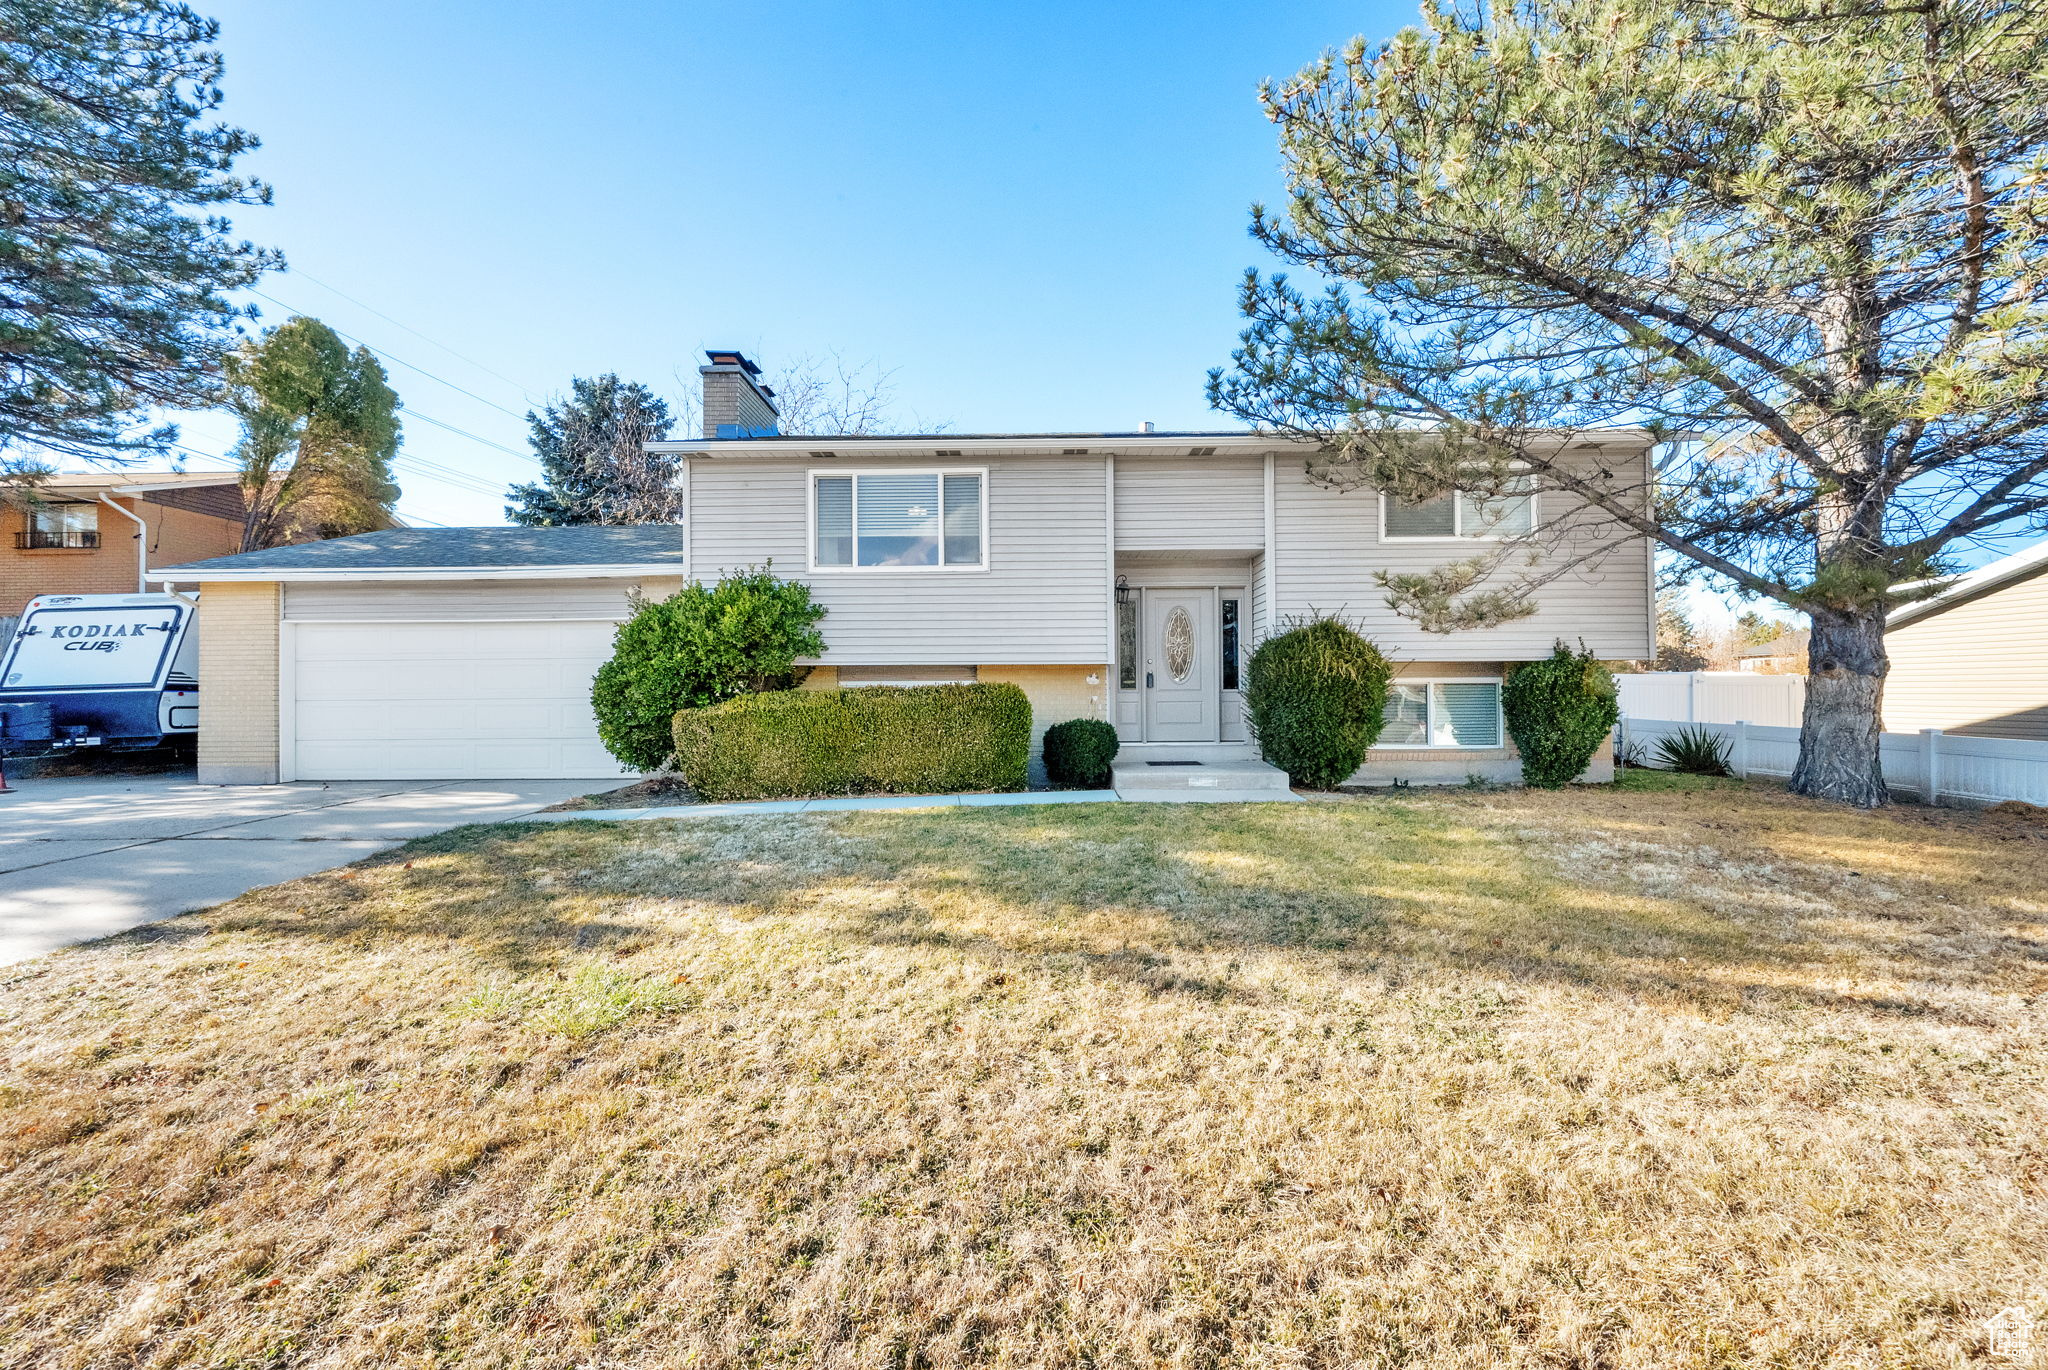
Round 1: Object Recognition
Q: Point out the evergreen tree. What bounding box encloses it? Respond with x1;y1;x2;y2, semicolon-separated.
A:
223;316;400;549
1654;598;1709;672
1209;0;2048;806
1;0;276;463
506;375;681;526
1735;610;1790;648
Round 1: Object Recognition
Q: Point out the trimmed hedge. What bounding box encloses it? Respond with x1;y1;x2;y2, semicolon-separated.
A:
1245;618;1393;789
1042;718;1119;788
672;682;1031;802
1501;641;1620;786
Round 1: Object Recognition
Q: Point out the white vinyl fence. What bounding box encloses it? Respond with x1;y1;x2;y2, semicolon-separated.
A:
1617;671;1806;726
1619;716;2048;806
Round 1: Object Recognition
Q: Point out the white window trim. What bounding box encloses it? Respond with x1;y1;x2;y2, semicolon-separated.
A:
1378;487;1539;542
1372;677;1506;750
807;467;990;574
31;502;98;531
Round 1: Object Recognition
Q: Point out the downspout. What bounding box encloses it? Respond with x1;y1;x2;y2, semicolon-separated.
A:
99;494;147;593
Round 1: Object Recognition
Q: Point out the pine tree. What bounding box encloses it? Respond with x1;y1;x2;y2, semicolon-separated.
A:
505;375;680;526
1654;598;1709;673
1209;0;2048;806
223;317;400;549
1;0;276;464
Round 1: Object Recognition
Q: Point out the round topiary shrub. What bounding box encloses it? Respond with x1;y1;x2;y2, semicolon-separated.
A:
591;567;826;772
1243;617;1392;789
1041;718;1119;788
1501;641;1620;787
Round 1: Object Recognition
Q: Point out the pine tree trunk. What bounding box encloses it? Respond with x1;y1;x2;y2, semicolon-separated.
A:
1788;606;1889;807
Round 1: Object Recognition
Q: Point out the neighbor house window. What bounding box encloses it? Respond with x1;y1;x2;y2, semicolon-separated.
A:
813;471;985;569
1377;680;1503;748
1382;484;1536;539
22;503;98;550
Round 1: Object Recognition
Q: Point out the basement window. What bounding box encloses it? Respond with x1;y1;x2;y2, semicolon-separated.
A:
1376;680;1503;748
813;470;986;571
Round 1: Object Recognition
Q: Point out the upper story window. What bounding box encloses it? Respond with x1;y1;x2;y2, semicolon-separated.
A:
20;502;99;550
1382;483;1536;540
813;470;986;571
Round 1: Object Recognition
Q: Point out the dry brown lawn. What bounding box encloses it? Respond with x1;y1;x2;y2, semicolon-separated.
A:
1;774;2044;1369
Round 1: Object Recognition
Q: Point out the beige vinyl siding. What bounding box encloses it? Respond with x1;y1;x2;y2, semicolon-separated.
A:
283;580;643;622
1269;447;1655;660
1885;566;2048;742
1113;454;1265;551
1248;551;1268;645
689;454;1109;665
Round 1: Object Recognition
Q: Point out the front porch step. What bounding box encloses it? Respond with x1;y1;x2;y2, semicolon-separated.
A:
1115;742;1260;764
1110;755;1297;799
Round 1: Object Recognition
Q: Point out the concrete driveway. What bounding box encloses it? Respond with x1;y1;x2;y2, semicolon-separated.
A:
0;774;601;966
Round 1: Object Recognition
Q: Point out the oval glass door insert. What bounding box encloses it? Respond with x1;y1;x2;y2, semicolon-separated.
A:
1164;606;1195;682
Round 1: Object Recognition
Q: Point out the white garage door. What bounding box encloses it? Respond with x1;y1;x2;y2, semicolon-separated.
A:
288;620;632;780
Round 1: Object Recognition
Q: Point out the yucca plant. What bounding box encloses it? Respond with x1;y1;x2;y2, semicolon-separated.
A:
1655;726;1732;777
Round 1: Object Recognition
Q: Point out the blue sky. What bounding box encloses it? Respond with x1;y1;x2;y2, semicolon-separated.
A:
161;1;1412;528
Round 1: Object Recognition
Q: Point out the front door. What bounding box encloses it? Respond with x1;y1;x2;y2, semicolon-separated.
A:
1142;588;1217;742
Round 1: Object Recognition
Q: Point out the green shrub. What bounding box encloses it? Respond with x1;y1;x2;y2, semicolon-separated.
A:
672;682;1031;802
1501;641;1621;787
1244;618;1392;789
1655;725;1733;777
1042;718;1119;788
591;567;826;771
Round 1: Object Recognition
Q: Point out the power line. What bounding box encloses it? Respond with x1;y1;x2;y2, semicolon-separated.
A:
281;267;545;402
402;407;534;461
248;287;533;425
166;441;485;524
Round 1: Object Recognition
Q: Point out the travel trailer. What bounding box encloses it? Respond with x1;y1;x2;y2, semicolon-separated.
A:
0;592;199;757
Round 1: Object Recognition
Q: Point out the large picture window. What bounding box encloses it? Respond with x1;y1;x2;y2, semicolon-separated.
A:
1382;485;1536;540
1376;680;1503;748
813;471;986;570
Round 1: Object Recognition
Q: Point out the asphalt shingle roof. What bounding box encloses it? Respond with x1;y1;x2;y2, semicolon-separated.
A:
156;525;685;574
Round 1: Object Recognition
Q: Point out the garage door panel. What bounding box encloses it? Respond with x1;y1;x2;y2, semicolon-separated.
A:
296;660;604;703
290;621;632;780
296;700;566;737
293;621;617;663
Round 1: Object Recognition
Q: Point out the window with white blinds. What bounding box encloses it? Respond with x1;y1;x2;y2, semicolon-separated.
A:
1377;680;1503;748
813;470;986;570
1382;483;1537;539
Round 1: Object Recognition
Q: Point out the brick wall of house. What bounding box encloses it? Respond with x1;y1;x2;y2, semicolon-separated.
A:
978;665;1111;751
196;580;280;785
1;496;244;616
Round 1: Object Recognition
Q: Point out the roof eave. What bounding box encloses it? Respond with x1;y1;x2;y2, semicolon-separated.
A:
1886;540;2048;628
646;427;1663;458
148;563;683;583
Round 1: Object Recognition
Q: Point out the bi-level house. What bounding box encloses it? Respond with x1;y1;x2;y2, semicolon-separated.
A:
157;351;1653;786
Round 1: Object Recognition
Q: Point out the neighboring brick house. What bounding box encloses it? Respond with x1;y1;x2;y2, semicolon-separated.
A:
2;472;249;619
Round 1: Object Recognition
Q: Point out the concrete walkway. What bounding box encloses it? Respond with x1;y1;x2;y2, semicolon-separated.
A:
525;789;1126;823
521;782;1305;824
0;774;596;966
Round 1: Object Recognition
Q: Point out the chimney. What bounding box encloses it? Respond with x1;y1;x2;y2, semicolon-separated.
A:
700;350;779;439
